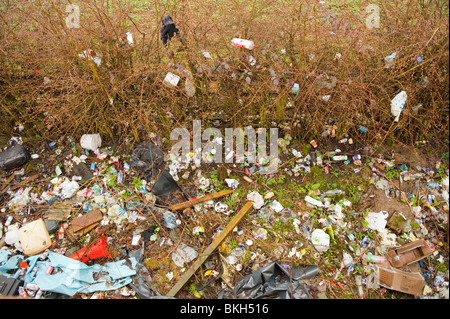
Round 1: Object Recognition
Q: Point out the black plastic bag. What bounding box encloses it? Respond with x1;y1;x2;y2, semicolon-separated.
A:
0;144;30;170
151;169;188;207
129;141;164;181
233;262;319;299
160;15;179;46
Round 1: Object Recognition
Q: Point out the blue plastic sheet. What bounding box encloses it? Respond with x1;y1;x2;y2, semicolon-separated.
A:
1;250;137;296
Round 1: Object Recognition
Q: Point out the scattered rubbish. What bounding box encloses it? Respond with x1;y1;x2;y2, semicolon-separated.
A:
23;250;136;296
69;236;112;262
163;211;178;229
365;211;389;233
151;169;188;207
166;201;253;297
384;51;397;68
305;195;324;207
247;191;264;209
224;178;239;190
0;145;30;171
68;209;103;237
0;274;20;296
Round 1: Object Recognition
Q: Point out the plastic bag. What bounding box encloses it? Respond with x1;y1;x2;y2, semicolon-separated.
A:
310;229;330;252
390;90;407;122
232;262;319;299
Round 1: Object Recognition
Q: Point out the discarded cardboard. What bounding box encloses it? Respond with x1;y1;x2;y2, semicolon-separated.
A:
376;264;426;296
385;239;433;269
17;218;51;256
69;209;103;236
386;211;408;234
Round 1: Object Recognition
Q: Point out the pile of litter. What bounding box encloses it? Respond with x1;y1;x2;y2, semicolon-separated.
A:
0;129;448;300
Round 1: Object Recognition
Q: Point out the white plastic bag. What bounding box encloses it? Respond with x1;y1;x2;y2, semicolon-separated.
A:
163;72;180;87
247;191;264;209
366;211;389;232
390;91;407;122
310;229;330;252
80;134;102;152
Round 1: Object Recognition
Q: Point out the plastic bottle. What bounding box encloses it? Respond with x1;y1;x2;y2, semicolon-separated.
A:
0;144;30;170
363;252;386;263
355;275;364;298
231;38;255;50
324;189;343;196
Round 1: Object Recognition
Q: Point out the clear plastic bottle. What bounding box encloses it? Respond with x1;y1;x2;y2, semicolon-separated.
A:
355;275;364;298
363;252;386;263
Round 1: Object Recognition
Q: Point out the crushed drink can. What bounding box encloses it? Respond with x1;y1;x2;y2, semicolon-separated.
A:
58;224;65;239
361;236;369;245
46;265;53;275
264;192;275;200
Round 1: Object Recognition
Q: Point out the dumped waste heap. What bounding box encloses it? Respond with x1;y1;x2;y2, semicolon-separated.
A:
0;126;448;299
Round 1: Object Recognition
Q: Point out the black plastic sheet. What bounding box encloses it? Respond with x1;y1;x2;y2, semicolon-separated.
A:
151;169;188;207
233;262;319;299
129;141;164;181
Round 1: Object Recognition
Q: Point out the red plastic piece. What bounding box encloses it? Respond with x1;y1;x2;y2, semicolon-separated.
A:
69;236;112;262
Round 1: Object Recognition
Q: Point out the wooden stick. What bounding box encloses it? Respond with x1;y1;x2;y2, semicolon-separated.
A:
166;201;254;297
169;189;234;211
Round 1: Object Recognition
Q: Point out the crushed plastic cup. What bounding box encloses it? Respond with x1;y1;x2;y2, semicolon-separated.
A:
390;90;407;122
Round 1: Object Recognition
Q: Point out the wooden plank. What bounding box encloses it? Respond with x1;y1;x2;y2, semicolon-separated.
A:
170;189;234;211
166;201;253;297
0;173;15;194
